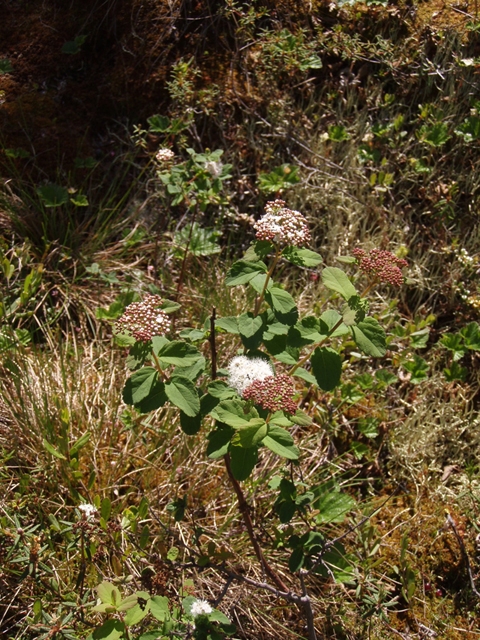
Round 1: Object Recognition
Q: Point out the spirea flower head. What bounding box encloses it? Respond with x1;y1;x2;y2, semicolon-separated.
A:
115;294;171;342
190;599;213;617
78;503;98;520
243;374;298;415
353;248;408;287
155;147;175;162
205;160;223;178
227;356;274;396
253;200;311;247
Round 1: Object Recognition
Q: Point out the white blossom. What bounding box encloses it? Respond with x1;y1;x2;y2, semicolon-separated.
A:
155;148;175;162
78;503;98;520
227;355;274;396
253;200;311;247
190;599;213;617
205;160;223;178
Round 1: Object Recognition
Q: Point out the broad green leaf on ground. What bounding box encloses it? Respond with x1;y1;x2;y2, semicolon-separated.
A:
0;59;13;74
147;114;170;132
440;333;466;361
165;376;200;416
403;354;429;384
375;369;398;385
350;317;387;357
96;582;122;607
208;609;233;625
314;490;356;524
123;599;151;626
70;193;89;206
150;595;170;621
460;322;480;350
311;347;342;391
322;267;357;300
37;183;69;207
92;620;125;640
313;542;355;584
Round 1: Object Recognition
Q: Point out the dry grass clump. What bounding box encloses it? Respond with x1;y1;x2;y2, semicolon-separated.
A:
388;377;480;484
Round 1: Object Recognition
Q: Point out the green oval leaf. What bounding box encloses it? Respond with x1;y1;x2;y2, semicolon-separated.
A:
263;425;299;460
265;286;298;325
233;419;267;448
282;246;323;267
229;445;258;480
322;267;357;300
157;341;203;367
350;317;387;357
165;376;200;416
122;367;158;404
42;438;67;460
310;347;342;391
315;491;356;524
226;260;267;286
37;183;69;208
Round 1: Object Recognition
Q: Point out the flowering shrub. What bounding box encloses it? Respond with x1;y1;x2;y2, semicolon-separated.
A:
107;199;406;639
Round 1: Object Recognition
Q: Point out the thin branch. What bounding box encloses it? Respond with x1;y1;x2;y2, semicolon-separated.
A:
445;512;480;598
223;453;289;593
209;307;217;380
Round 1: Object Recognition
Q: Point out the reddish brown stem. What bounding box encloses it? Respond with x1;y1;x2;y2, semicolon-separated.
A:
223;453;289;593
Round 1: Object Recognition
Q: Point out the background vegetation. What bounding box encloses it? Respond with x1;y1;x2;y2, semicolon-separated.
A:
1;0;480;638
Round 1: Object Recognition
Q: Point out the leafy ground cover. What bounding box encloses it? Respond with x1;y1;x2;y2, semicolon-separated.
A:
1;1;480;638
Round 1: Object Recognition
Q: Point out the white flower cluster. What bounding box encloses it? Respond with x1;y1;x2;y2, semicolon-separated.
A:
155;148;175;162
253;200;311;247
190;599;213;617
227;355;274;396
205;160;223;178
78;503;98;520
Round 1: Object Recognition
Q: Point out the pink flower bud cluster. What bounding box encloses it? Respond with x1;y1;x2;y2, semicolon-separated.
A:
253;200;311;247
115;294;171;342
243;374;298;415
353;248;407;286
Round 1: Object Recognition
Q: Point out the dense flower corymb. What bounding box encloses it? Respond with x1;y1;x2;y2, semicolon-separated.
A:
253;199;311;247
155;147;175;162
227;356;274;396
353;248;407;287
78;503;98;520
190;599;213;617
243;374;298;415
115;294;171;342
